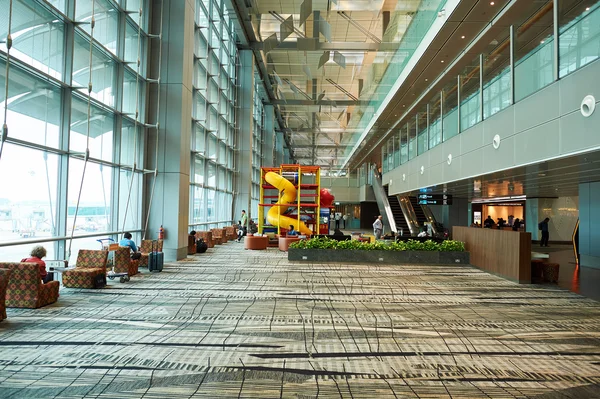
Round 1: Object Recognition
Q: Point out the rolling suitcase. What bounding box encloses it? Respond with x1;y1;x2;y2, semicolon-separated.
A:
148;240;164;272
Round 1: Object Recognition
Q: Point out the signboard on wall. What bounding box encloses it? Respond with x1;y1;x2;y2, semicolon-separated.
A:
417;194;453;205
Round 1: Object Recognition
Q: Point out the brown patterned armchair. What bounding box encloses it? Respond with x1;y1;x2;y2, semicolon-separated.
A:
226;226;237;241
0;262;60;308
113;247;139;276
139;240;163;267
0;268;11;320
62;250;108;289
211;228;224;245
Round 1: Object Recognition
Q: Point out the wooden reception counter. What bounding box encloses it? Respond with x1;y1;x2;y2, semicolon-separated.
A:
453;226;531;283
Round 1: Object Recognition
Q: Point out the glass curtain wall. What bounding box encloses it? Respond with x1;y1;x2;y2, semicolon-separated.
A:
380;0;600;175
0;0;148;264
190;0;237;230
252;77;265;216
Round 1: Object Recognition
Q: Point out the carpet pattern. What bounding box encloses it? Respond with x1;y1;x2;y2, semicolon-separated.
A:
1;243;600;398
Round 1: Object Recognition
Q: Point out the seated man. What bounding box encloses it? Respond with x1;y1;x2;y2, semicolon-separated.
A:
332;228;344;236
417;227;429;238
287;224;298;236
119;232;141;260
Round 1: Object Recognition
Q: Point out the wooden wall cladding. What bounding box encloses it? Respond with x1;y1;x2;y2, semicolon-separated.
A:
453;226;531;283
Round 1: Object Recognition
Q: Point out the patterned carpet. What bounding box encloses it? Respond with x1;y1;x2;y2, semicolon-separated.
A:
1;243;600;398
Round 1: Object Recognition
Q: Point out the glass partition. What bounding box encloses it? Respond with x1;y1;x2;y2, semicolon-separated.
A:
559;1;600;78
515;1;554;101
483;29;511;119
428;95;442;149
442;78;459;141
416;106;428;155
408;118;417;160
460;56;481;131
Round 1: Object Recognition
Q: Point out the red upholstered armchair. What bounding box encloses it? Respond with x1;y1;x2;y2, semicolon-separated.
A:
62;250;108;289
0;268;11;320
114;246;139;276
139;240;163;267
0;262;60;309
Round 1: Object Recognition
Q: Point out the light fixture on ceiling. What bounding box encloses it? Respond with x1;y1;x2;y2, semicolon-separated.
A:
425;78;428;81
586;7;590;11
541;40;545;44
461;35;465;39
441;60;445;63
490;1;495;5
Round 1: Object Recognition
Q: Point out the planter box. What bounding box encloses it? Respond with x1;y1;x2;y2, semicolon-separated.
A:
288;248;470;265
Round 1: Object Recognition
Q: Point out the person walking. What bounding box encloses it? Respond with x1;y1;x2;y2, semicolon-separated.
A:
373;215;383;240
241;210;248;237
539;217;550;247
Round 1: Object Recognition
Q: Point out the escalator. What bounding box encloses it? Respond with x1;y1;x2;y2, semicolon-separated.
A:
409;196;428;228
384;185;410;235
371;171;396;234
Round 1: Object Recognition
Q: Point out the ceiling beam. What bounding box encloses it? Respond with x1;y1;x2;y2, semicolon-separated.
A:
291;144;352;149
247;41;399;52
273;99;363;106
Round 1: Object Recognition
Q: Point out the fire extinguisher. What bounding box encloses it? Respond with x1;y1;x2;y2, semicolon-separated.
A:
158;225;165;240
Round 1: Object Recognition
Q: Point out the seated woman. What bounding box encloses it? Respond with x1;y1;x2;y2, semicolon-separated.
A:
287;225;298;236
21;245;50;283
248;220;258;235
119;232;141;260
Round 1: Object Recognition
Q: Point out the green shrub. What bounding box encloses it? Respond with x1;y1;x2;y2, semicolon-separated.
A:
288;237;466;252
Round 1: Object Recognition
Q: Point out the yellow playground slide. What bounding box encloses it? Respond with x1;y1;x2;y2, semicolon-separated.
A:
265;171;313;235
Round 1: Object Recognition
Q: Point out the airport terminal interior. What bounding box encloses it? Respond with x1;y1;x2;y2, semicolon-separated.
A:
1;0;600;397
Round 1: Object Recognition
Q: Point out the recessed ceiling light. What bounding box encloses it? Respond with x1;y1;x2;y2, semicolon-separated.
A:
490;1;495;5
461;35;465;39
586;7;590;11
425;78;428;81
541;40;545;44
441;60;445;63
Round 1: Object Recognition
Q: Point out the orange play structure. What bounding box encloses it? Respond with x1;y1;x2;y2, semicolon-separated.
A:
258;165;326;235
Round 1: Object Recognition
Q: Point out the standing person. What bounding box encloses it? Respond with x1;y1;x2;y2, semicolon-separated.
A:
334;213;341;229
508;215;514;227
539;217;550;247
21;245;49;283
241;210;248;237
342;214;347;229
373;215;383;240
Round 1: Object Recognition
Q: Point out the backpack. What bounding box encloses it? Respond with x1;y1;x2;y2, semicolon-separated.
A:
196;238;208;253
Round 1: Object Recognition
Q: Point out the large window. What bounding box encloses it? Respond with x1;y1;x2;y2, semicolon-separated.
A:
189;0;237;229
0;0;149;262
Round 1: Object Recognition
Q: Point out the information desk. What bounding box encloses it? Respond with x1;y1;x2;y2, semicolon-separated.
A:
453;226;531;283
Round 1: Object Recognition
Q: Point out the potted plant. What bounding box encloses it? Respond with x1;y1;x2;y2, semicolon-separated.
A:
288;237;469;265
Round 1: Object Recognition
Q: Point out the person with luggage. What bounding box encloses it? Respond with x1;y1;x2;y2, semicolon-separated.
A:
119;232;141;260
